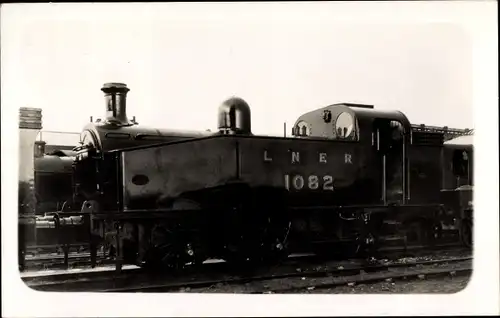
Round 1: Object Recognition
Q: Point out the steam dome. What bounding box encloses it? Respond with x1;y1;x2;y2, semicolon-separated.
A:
217;97;252;135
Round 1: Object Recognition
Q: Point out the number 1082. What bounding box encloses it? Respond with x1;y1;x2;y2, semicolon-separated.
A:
284;174;334;191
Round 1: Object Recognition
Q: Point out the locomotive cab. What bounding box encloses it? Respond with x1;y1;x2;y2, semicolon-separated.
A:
439;135;474;247
292;103;412;205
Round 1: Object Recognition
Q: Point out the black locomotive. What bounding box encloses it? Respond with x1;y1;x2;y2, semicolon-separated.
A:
18;82;473;270
18;132;89;259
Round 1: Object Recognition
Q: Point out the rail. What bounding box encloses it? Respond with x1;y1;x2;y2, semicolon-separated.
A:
23;251;472;293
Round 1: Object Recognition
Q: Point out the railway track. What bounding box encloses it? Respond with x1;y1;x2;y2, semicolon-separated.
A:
24;243;88;254
22;252;110;271
100;256;472;293
20;243;466;277
21;241;465;271
270;264;471;294
22;246;471;293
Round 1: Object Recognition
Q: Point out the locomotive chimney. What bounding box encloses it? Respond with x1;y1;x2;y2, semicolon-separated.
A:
101;82;131;126
218;97;252;135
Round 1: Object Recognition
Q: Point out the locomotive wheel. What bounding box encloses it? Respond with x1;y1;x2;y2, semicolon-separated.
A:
171;197;208;267
221;209;266;266
252;217;291;265
222;190;291;267
223;220;291;267
404;220;432;247
354;233;378;259
140;197;209;271
460;219;473;248
142;223;192;271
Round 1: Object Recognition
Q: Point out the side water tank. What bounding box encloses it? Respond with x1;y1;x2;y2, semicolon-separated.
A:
218;97;252;135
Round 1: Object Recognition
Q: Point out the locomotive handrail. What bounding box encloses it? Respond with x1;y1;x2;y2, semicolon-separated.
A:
411;124;473;135
411;124;473;143
18;215;37;219
108;132;361;154
39;130;81;135
37;130;81;141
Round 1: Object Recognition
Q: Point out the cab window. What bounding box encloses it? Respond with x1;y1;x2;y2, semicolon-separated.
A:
293;120;311;137
452;149;469;178
334;112;357;141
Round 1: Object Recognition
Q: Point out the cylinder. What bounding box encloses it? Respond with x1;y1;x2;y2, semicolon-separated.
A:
101;82;131;125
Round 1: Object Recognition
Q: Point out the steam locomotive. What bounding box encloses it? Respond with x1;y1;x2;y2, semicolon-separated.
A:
18;82;473;270
18;132;89;258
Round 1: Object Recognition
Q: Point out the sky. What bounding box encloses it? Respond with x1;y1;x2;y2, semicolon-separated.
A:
2;2;476;145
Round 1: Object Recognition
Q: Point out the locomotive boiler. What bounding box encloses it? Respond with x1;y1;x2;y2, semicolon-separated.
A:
18;82;474;271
